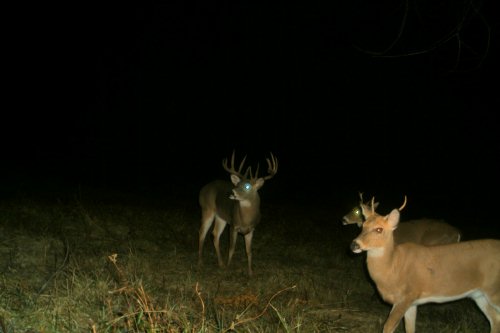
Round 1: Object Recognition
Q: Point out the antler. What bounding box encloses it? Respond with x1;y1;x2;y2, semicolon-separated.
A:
370;197;375;214
262;152;278;180
398;195;407;211
222;151;248;178
358;192;364;204
222;151;278;181
245;152;279;180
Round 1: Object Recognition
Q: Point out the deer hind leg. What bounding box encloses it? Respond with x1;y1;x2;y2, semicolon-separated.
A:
198;209;215;267
472;293;500;333
212;215;228;268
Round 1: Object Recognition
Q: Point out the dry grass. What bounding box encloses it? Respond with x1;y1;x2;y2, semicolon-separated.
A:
0;191;493;332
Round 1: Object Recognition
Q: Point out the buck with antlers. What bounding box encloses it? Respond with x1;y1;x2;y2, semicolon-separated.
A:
198;151;278;276
342;192;461;246
351;196;500;333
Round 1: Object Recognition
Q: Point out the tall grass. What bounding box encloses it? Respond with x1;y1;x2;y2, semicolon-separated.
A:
0;192;492;332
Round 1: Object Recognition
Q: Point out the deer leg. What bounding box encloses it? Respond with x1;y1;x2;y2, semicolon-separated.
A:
383;301;412;333
212;215;227;268
244;230;254;277
198;210;215;267
403;305;417;333
472;293;500;333
227;225;238;268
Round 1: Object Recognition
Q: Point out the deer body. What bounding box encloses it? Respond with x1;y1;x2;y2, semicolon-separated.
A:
351;199;500;333
366;240;499;303
198;152;277;276
392;218;461;245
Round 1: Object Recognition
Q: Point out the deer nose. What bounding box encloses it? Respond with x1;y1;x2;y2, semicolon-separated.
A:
228;189;238;200
350;241;360;252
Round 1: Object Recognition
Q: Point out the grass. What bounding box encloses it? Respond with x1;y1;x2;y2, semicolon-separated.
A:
0;189;493;332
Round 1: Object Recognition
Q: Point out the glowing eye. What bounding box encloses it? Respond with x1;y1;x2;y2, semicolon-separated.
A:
375;228;383;233
354;209;360;216
243;183;252;191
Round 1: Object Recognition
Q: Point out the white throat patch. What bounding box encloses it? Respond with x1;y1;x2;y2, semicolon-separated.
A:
239;200;252;208
368;248;385;257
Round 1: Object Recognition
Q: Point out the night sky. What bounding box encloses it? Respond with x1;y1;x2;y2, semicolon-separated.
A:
3;1;499;226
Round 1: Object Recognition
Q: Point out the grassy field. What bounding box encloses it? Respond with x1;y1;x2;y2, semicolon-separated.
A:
0;188;494;333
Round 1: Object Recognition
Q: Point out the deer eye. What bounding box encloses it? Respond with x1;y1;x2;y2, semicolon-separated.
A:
354;209;360;216
375;228;383;233
243;183;252;191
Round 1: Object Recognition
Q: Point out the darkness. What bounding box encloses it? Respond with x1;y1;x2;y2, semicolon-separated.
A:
3;1;499;228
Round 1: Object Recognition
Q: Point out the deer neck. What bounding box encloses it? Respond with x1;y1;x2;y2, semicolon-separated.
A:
365;236;411;305
366;235;397;283
234;195;261;226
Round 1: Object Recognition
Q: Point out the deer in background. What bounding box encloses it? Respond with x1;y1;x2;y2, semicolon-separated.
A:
342;192;461;246
198;151;278;276
351;196;500;333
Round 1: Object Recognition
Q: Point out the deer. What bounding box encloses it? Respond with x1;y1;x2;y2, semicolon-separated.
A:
342;192;461;246
198;151;278;277
351;196;500;333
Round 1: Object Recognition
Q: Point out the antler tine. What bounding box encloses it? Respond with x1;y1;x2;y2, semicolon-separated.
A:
222;150;246;178
237;154;247;175
358;192;364;204
244;165;252;179
244;162;260;180
398;195;407;211
263;152;278;180
254;163;260;180
371;197;375;214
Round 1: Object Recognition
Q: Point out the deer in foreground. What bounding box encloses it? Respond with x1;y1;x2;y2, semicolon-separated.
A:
342;192;461;246
351;196;500;333
198;151;278;276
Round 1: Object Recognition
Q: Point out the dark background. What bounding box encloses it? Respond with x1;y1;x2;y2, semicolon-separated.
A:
3;1;499;228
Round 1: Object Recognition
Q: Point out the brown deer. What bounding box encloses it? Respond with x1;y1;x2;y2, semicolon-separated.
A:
342;192;461;246
351;196;500;333
198;151;278;276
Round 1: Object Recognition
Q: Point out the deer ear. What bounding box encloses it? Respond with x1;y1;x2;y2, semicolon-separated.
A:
387;209;400;229
254;178;265;190
230;174;240;185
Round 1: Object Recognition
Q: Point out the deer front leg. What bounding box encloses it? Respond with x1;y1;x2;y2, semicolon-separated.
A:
403;305;417;333
227;226;238;268
383;301;413;333
244;230;254;277
212;216;227;268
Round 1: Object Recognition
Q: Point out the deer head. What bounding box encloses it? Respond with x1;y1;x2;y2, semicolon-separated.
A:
222;150;278;203
342;192;380;227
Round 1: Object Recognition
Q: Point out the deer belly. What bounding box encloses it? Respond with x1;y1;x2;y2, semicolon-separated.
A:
414;289;482;305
